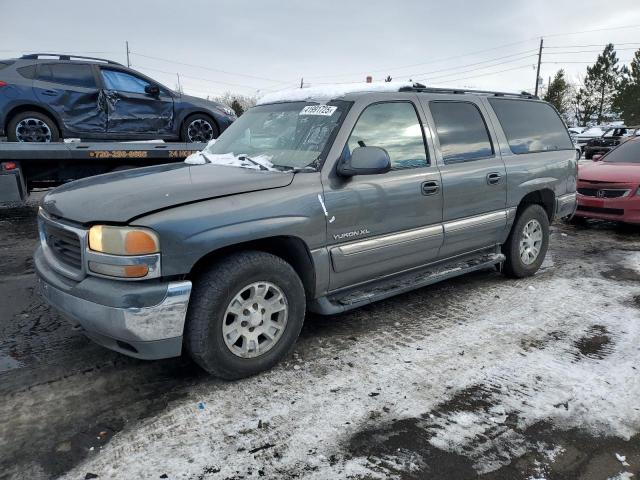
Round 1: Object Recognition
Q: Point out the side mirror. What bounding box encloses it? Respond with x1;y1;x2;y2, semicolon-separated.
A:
145;85;160;96
337;146;391;177
592;154;603;161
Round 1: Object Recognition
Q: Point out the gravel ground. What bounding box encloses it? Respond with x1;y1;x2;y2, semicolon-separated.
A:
0;199;639;480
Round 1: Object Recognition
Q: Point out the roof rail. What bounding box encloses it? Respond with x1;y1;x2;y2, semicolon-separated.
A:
399;83;538;99
20;53;123;66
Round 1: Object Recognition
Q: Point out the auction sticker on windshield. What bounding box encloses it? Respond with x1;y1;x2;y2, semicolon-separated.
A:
300;105;337;116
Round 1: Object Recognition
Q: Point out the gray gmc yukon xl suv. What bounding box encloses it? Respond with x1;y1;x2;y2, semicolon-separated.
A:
35;84;577;379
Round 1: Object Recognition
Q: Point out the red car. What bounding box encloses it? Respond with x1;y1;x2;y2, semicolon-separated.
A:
576;137;640;223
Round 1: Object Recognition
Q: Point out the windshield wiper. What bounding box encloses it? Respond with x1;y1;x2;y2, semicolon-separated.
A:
274;165;317;173
238;155;270;171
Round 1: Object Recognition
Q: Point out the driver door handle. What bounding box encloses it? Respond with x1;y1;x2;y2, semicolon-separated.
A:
487;172;502;185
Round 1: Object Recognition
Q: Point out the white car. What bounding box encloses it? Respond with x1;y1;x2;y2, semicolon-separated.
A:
575;126;609;150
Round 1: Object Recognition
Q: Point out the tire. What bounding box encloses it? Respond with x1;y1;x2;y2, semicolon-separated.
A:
7;111;60;143
185;251;306;379
180;114;219;143
585;151;593;160
501;204;550;278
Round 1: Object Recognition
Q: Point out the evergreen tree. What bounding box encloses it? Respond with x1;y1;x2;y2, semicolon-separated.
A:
543;70;572;117
577;44;620;124
613;49;640;125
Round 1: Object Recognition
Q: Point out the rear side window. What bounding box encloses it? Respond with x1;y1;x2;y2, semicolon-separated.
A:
429;101;494;164
488;99;573;154
37;63;96;88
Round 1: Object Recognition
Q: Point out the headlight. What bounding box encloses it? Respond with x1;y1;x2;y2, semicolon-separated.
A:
220;106;236;117
89;225;159;255
87;226;160;279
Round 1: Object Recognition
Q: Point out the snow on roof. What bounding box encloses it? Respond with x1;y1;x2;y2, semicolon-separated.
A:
257;81;414;105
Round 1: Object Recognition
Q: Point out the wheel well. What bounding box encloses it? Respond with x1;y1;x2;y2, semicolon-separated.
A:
189;236;316;298
5;104;61;134
181;112;219;134
517;189;555;221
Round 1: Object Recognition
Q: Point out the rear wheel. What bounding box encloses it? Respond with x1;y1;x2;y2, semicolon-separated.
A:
7;111;60;143
501;204;550;278
185;251;306;379
180;114;219;143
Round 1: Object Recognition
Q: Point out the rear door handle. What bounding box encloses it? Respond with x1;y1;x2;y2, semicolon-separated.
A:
487;172;502;185
421;180;440;196
41;90;59;96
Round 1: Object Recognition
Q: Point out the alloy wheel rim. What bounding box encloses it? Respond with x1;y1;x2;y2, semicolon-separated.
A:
519;219;543;265
222;281;289;358
187;119;214;142
15;118;52;142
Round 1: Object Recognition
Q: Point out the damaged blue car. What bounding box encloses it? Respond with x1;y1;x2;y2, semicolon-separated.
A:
0;54;236;142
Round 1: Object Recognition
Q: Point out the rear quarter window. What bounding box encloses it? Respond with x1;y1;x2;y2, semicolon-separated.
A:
17;65;36;79
488;98;573;154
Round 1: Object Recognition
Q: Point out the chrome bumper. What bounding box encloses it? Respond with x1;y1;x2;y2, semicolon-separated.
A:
38;275;192;360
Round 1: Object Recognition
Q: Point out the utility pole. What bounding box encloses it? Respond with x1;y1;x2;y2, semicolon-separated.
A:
176;73;182;93
300;78;304;89
534;37;543;97
126;41;131;67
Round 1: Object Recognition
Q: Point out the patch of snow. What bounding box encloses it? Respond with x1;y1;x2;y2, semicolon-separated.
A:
184;151;277;171
616;453;630;466
62;268;640;479
257;81;414;105
608;473;634;480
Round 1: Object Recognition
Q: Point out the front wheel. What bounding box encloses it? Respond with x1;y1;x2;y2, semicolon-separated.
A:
185;251;306;379
501;204;550;278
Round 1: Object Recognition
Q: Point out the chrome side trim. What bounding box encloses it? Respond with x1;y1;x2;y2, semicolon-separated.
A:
38;208;87;281
38;278;192;342
444;210;507;233
334;225;443;256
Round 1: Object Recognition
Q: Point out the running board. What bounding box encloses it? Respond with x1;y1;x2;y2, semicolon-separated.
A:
309;252;505;315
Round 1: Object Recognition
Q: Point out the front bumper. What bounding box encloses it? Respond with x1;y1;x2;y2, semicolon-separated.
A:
35;246;192;359
576;191;640;224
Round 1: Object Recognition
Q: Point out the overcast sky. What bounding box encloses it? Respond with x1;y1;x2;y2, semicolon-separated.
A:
2;0;640;99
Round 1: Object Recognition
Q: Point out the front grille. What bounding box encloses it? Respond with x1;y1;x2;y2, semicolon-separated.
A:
44;222;82;270
577;205;624;216
577;188;629;198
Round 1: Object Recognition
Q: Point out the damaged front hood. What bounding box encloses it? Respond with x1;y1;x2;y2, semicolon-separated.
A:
42;163;294;225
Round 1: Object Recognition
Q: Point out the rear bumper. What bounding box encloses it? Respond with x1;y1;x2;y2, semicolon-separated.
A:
576;193;640;224
35;246;192;360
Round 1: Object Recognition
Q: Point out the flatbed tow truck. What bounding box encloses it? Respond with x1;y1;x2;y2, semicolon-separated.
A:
0;141;204;205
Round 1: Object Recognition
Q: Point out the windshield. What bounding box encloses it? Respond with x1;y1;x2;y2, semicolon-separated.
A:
203;101;350;170
603;139;640;163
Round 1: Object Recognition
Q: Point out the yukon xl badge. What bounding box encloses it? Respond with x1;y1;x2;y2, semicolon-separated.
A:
334;229;371;241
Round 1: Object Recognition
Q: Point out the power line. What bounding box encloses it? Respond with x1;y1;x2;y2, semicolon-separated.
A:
130;52;286;84
407;49;538;78
132;64;260;90
428;64;535;85
414;54;537;82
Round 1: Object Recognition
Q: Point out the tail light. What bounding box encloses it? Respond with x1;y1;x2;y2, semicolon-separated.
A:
0;81;7;87
1;162;17;171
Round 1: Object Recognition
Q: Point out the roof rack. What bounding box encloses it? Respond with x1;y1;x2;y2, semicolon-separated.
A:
20;53;123;66
399;83;538;99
